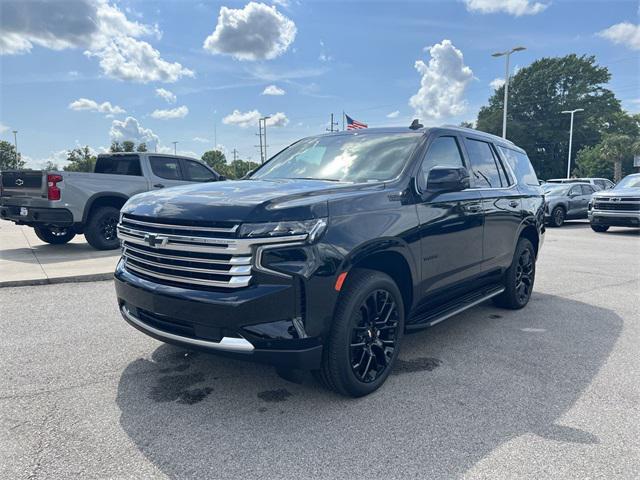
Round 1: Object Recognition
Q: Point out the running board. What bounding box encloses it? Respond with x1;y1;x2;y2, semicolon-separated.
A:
406;285;505;331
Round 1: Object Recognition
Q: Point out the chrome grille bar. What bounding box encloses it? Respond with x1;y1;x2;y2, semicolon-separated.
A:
124;262;252;288
122;243;251;265
121;215;238;233
123;248;252;275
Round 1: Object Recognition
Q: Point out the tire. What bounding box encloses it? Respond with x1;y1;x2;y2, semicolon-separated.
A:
591;224;609;233
33;226;75;245
84;206;121;250
315;268;405;397
493;238;536;310
549;206;565;227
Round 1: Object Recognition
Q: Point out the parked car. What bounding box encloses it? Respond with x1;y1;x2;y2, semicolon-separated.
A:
0;153;222;250
546;177;614;190
543;182;597;227
589;173;640;232
114;125;545;397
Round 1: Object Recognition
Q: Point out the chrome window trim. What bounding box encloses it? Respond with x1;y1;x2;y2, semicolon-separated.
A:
121;305;254;352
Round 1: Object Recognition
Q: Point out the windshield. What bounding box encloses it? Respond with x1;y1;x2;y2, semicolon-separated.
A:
250;132;422;183
614;175;640;189
544;184;570;196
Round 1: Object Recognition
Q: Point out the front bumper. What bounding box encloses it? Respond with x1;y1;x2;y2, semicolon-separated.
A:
114;261;323;369
589;210;640;227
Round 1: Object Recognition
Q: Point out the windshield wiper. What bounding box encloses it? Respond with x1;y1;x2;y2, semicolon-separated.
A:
288;177;346;182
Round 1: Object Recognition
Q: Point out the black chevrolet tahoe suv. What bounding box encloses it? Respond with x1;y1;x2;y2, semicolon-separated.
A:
115;126;545;397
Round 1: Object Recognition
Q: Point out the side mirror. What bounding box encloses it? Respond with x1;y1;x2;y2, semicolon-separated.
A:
218;175;226;181
426;167;470;193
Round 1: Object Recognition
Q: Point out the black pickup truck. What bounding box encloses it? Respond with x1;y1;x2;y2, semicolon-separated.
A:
114;125;545;397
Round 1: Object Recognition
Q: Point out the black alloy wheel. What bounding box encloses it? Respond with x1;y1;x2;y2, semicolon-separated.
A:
349;289;400;383
493;237;536;310
514;247;534;305
550;206;565;227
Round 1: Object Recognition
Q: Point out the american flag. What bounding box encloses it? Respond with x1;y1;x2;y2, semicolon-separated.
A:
345;114;368;130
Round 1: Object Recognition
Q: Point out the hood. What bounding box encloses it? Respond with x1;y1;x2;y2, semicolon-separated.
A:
592;188;640;199
122;179;368;223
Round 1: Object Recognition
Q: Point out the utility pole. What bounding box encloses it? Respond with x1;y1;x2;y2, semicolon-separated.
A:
213;122;217;149
172;141;178;155
492;46;526;139
232;148;238;162
327;113;339;132
256;122;264;163
561;108;584;178
259;116;271;163
12;130;18;163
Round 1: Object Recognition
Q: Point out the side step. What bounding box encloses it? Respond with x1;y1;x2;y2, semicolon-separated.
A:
406;285;505;331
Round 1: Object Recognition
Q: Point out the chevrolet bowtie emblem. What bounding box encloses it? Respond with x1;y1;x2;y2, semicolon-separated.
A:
144;233;169;248
15;179;24;186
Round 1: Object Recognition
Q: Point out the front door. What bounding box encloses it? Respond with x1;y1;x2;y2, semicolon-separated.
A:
149;156;188;189
416;135;484;301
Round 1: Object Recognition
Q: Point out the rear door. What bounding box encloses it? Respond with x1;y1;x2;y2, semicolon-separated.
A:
567;185;584;216
416;134;484;297
463;137;522;273
148;156;187;189
578;185;595;216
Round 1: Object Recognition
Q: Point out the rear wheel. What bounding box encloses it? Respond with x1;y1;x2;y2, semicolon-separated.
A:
549;206;565;227
34;226;75;245
493;238;536;310
84;206;120;250
315;269;404;397
591;224;609;233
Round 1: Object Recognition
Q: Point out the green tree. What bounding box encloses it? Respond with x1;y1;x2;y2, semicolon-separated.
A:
227;159;260;179
122;140;135;152
111;140;146;153
201;150;227;173
136;142;148;152
575;132;640;181
476;54;626;179
0;140;25;170
63;146;96;172
43;160;59;171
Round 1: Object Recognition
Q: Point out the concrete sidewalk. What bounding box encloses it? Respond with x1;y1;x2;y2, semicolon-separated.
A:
0;221;119;287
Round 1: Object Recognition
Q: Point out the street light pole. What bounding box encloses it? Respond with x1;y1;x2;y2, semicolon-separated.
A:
12;130;18;163
561;108;584;178
492;46;526;139
260;116;271;162
172;141;178;155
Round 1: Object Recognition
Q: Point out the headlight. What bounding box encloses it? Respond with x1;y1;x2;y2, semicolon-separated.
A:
238;218;327;242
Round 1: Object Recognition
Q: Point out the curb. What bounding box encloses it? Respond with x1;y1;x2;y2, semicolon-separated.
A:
0;272;114;288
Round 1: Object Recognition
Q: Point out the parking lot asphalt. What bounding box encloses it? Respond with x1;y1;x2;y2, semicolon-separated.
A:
1;222;638;479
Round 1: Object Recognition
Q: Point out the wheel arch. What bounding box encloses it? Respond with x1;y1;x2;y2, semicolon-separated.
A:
82;193;129;224
339;239;416;313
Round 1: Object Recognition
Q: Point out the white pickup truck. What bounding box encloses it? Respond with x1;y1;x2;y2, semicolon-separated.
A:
0;152;222;249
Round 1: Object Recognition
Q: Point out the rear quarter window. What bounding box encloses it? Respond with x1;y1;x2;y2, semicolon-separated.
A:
497;146;538;186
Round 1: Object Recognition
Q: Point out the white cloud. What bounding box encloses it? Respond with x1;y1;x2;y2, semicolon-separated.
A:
203;2;297;61
150;105;189;120
222;109;288;128
193;137;211;143
155;88;177;104
262;84;286;95
463;0;549;16
490;77;505;90
598;22;640;51
0;122;10;134
386;110;400;119
68;97;126;115
0;0;193;83
409;40;474;122
157;146;199;158
318;40;333;62
110;116;159;150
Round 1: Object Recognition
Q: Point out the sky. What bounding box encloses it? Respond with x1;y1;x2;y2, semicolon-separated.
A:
0;0;638;169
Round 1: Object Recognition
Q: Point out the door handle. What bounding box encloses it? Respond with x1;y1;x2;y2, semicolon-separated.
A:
153;183;165;188
509;200;519;208
464;204;482;213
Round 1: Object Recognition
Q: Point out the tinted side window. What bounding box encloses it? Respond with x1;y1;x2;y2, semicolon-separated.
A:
581;185;595;195
497;146;538;186
183;160;216;182
150;157;182;180
94;155;142;176
569;186;582;196
465;139;502;188
420;136;464;185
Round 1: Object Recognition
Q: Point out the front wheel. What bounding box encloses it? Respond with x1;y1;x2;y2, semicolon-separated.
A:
315;269;404;397
493;238;536;310
549;206;565;227
34;226;76;245
591;224;609;233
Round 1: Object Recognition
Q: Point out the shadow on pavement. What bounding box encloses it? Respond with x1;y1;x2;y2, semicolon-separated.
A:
116;293;621;478
1;243;118;264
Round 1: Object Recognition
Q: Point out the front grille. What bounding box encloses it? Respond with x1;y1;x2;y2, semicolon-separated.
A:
594;202;640;211
118;214;252;289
